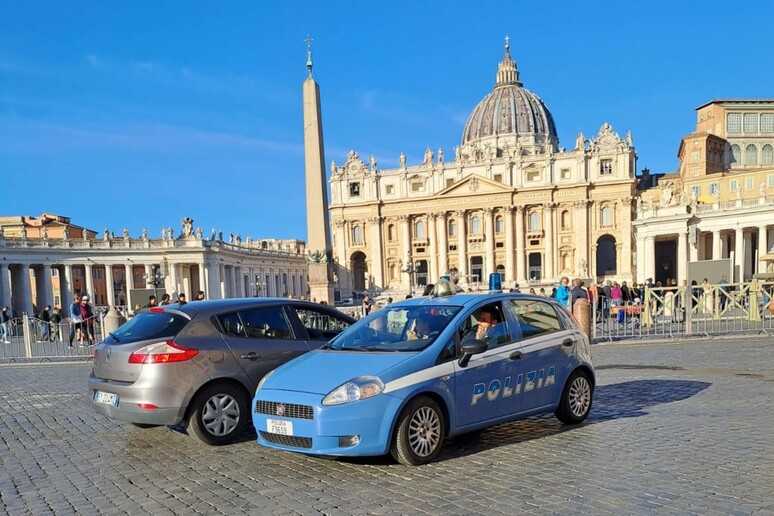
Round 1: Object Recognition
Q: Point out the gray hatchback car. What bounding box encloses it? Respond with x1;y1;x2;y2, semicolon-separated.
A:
89;298;354;445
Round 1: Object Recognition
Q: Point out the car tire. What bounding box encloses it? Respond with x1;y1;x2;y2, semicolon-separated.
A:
390;396;446;466
555;369;593;424
188;383;249;445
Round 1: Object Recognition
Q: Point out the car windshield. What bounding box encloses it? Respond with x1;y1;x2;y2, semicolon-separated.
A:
328;305;462;352
107;311;188;344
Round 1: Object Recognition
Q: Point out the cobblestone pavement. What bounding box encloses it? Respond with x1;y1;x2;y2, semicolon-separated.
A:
1;337;773;515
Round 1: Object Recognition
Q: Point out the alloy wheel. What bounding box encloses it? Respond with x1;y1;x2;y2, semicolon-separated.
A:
408;406;441;457
568;376;591;418
201;393;240;437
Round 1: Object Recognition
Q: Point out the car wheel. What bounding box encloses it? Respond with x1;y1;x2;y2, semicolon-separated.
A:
188;383;249;445
555;369;593;424
390;396;446;466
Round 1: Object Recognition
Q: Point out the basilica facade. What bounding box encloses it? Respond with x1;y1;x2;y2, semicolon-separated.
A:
328;40;637;297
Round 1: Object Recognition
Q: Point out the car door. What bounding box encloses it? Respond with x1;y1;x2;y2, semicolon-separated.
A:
504;298;572;413
452;301;514;429
288;304;353;347
217;304;311;393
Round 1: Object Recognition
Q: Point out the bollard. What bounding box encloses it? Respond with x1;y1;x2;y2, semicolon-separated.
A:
22;314;33;359
572;298;592;338
102;306;125;336
749;279;761;322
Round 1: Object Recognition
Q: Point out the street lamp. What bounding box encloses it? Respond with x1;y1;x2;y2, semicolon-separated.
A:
143;267;166;289
401;259;416;295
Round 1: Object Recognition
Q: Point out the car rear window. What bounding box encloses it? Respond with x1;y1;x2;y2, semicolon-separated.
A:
108;311;188;344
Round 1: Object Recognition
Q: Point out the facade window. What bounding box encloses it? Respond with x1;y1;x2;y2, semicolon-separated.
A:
600;206;612;227
528;212;541;232
349;182;361;197
600;159;613;175
769;174;774;187
469;215;481;235
387;224;396;242
414;220;426;240
761;114;774;133
730;179;738;192
744;144;758;166
493;174;502;183
691;151;701;162
445;178;455;188
448;219;457;237
727;113;742;134
494;216;504;234
526;169;541;182
746;177;754;190
762;144;774;165
560;210;570;230
743;113;758;133
709;183;719;196
351;225;363;245
731;144;741;165
385;184;394;195
411;180;424;192
560;168;571;180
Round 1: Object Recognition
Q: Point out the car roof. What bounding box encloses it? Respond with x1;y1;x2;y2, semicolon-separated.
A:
166;297;348;317
389;292;557;309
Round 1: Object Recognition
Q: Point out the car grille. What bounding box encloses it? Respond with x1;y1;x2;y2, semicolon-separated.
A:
259;431;312;449
255;400;314;420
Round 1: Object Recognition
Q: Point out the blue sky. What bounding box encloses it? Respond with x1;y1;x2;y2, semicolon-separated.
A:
2;2;773;240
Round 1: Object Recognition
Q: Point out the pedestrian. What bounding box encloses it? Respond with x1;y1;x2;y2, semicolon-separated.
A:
146;295;158;308
78;295;95;346
0;306;10;343
386;297;393;305
539;287;546;297
361;295;373;316
512;283;521;293
529;288;536;295
621;281;631;304
50;306;62;342
39;305;51;342
159;293;171;306
570;279;588;309
611;282;624;323
194;290;205;301
555;276;570;308
68;295;82;348
177;293;187;305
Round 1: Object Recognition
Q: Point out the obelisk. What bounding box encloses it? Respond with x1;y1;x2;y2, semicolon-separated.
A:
302;36;335;303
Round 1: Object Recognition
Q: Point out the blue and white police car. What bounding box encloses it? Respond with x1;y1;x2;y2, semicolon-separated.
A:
252;287;594;465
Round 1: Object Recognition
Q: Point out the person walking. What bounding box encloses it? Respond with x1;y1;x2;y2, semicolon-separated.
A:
39;305;51;342
50;306;62;342
0;307;10;344
78;296;95;346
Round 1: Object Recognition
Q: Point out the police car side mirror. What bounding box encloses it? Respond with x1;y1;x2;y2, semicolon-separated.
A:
458;339;487;368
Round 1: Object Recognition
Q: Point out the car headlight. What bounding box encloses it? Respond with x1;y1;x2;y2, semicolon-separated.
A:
256;368;277;391
322;376;384;406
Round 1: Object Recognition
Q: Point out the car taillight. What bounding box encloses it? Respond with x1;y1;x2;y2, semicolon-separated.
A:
128;340;198;364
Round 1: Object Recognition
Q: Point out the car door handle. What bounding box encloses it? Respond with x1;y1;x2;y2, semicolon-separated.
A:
509;351;522;360
562;338;574;347
240;352;260;361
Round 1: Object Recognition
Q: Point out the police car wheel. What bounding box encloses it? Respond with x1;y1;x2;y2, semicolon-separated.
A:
555;370;593;424
391;396;446;466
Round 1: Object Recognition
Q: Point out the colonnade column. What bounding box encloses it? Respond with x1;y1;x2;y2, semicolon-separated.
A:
143;264;152;288
399;215;411;290
124;264;133;309
84;263;95;301
735;227;745;281
644;236;655;281
40;264;53;309
368;216;384;289
105;265;115;307
543;204;554;281
759;225;769;274
504;206;515;283
712;230;722;260
199;262;208;298
456;210;468;284
428;214;438;283
515;207;526;283
19;264;33;315
219;263;226;298
677;231;688;285
484;208;495;279
233;266;241;297
0;264;11;310
437;213;448;276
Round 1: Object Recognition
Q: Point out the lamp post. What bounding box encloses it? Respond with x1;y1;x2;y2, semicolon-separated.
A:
401;259;416;295
142;267;165;289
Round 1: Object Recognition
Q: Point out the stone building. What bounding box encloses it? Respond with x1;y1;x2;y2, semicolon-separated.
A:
634;100;774;284
326;39;637;297
0;217;307;314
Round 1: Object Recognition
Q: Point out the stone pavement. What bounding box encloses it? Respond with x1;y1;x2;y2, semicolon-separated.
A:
1;337;773;515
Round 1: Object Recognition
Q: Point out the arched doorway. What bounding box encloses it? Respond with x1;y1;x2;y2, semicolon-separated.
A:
350;251;367;292
596;235;617;277
415;260;428;287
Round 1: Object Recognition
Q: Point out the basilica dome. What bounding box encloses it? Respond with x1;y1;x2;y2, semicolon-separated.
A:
461;39;558;146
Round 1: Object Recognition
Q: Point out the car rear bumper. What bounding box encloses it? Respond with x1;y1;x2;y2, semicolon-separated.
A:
252;388;403;457
88;373;186;426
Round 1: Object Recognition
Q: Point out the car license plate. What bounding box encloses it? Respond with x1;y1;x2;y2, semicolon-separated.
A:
267;418;293;436
94;391;118;407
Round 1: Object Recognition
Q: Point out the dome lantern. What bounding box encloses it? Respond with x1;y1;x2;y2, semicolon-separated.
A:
496;35;521;87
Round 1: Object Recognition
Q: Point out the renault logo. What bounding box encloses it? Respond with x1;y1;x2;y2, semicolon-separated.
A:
276;404;286;416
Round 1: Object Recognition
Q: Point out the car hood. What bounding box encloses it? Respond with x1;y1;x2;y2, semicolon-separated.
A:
261;349;417;395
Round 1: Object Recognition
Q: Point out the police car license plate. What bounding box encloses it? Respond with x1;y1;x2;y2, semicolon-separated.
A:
94;391;118;407
267;419;293;436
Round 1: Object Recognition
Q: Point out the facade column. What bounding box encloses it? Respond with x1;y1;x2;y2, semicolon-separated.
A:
105;265;115;307
399;215;412;290
84;263;95;302
437;212;448;276
427;213;438;283
759;225;769;274
644;236;656;281
688;230;699;263
219;264;227;298
182;265;192;299
620;198;633;279
199;262;208;298
712;230;722;260
0;264;12;310
368;217;384;289
123;264;133;309
456;210;468;284
515;207;526;282
543;204;554;281
19;264;33;315
735;227;745;281
677;231;688;285
232;266;240;297
574;201;589;278
484;208;495;279
143;264;153;288
504;206;515;283
635;234;645;283
206;261;221;299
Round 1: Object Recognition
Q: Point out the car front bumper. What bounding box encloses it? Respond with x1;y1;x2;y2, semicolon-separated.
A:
252;388;404;457
88;372;186;426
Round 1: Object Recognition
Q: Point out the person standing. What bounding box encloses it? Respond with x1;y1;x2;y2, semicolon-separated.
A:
555;277;570;308
159;293;171;306
146;295;158;308
68;295;82;348
39;305;51;342
50;306;62;342
0;307;10;344
78;296;95;346
361;295;373;316
570;279;588;309
194;290;205;301
177;293;187;305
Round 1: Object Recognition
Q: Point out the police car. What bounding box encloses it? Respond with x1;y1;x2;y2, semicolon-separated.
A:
252;285;594;465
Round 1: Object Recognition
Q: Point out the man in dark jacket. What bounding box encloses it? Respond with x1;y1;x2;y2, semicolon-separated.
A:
0;306;10;343
39;305;51;342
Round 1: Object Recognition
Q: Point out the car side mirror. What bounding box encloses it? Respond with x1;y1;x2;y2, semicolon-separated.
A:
458;339;487;368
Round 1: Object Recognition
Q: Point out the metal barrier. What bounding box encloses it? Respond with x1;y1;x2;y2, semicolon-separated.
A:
0;313;102;362
593;280;774;342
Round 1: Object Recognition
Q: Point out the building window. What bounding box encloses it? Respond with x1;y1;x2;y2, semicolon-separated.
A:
769;174;774;188
351;225;363;245
691;185;701;199
560;168;571;180
528;212;541;232
600;159;613;175
744;144;758;166
709;183;719;196
691;151;701;162
385;184;394;195
446;178;455;188
493;174;502;183
746;177;754;190
761;114;774;133
448;219;457;237
560;210;570;230
349;182;361;197
414;220;426;240
469;215;481;235
743;113;758;133
600;206;613;227
727;113;742;134
526;169;541;182
730;179;738;192
494;216;504;234
387;224;396;242
731;144;741;166
762;144;774;165
411;180;424;192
